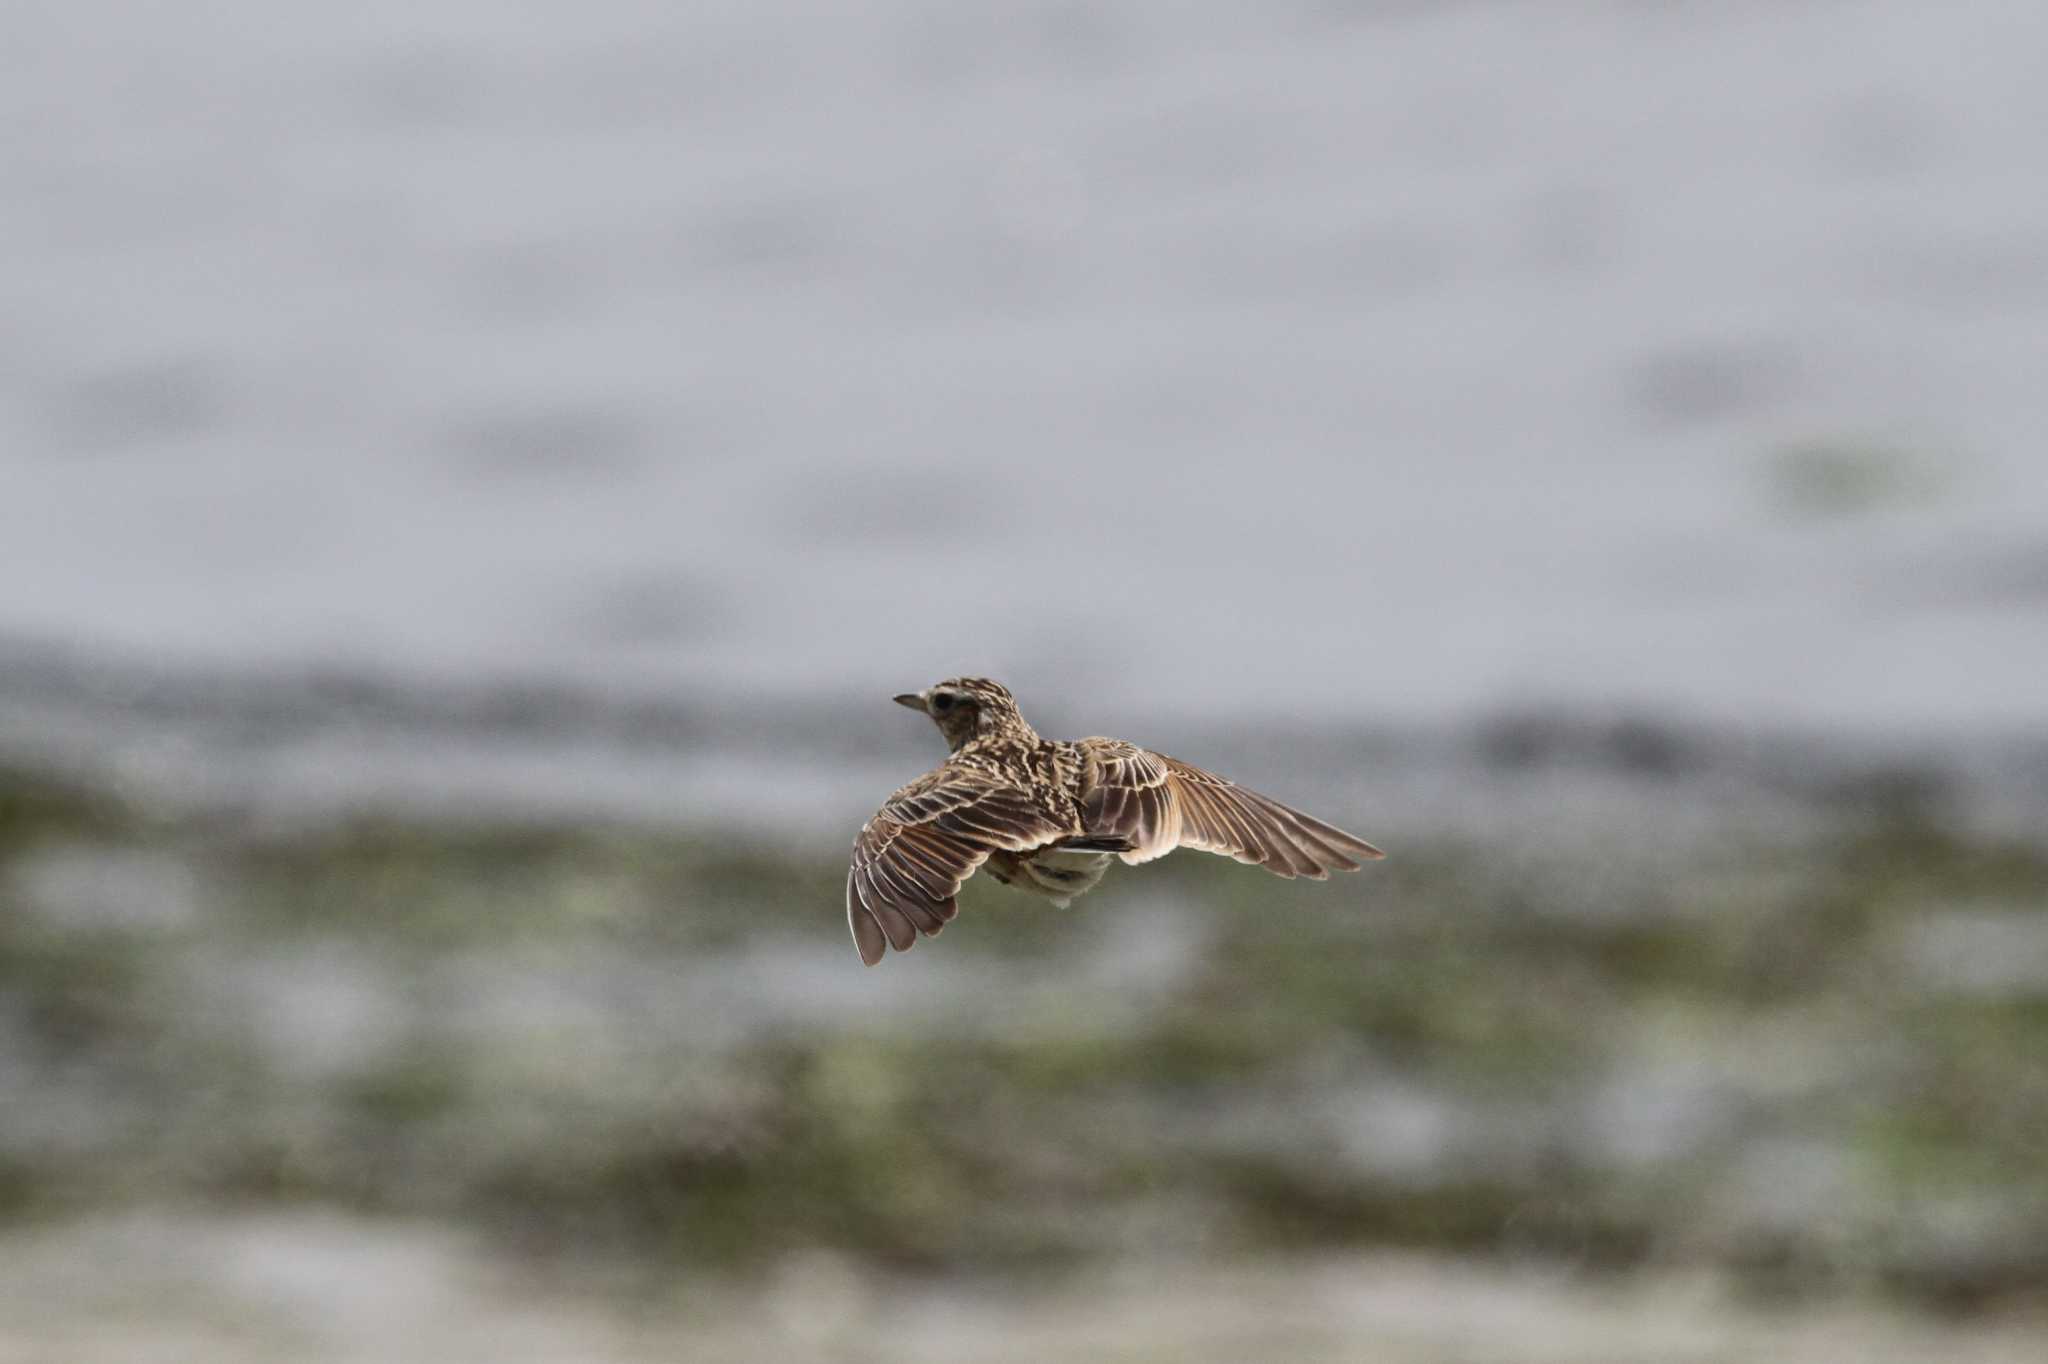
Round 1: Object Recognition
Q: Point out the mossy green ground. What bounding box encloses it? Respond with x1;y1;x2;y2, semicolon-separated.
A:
2;765;2044;1310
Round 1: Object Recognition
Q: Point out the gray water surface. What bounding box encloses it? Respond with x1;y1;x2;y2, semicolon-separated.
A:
6;0;2046;750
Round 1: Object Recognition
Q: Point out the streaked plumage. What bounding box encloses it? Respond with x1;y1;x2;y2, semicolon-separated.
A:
846;678;1384;966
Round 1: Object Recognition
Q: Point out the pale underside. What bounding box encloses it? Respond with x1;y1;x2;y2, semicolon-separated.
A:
846;736;1382;966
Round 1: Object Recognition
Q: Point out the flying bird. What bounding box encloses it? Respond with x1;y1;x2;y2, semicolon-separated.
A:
846;677;1383;965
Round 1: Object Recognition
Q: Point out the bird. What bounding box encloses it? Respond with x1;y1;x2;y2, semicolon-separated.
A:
845;677;1383;965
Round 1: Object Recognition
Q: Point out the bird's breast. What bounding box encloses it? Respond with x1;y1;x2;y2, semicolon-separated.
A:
1010;846;1115;905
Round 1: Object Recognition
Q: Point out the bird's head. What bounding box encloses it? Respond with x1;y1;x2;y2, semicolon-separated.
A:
892;677;1030;751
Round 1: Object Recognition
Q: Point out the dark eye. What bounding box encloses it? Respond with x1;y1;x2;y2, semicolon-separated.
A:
930;693;956;713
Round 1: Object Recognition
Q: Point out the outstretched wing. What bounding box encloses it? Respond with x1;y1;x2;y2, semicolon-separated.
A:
1074;738;1383;879
847;763;1072;965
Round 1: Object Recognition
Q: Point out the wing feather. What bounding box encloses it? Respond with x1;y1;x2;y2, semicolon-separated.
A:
846;868;888;965
1074;738;1383;880
882;833;961;902
846;763;1069;965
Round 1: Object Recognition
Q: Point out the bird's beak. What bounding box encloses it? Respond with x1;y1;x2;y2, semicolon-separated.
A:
892;692;927;712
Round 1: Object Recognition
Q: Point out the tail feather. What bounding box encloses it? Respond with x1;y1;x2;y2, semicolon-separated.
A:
1056;833;1138;854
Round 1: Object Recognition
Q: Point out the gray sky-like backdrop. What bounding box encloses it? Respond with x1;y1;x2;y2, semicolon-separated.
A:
6;0;2046;743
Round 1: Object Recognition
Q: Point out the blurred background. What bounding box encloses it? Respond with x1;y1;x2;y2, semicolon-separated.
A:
4;1;2047;1359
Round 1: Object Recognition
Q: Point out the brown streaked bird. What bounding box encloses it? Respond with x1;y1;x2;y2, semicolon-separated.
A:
846;677;1384;966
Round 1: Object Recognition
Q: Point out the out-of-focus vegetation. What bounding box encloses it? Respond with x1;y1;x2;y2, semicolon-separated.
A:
1;761;2045;1314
